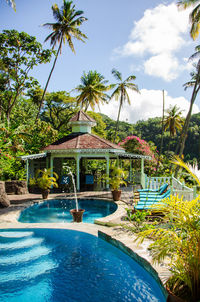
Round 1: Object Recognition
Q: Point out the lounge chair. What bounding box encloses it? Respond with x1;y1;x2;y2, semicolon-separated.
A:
137;183;168;194
135;189;171;210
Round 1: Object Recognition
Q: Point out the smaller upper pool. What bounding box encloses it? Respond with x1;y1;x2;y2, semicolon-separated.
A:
18;199;117;224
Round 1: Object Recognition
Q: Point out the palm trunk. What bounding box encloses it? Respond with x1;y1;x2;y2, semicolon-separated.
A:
168;136;172;152
156;90;165;172
160;90;165;154
174;60;200;177
114;94;123;143
35;38;63;121
85;101;90;112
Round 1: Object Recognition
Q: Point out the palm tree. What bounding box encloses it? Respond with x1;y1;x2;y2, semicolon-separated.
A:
164;105;184;137
177;0;200;40
75;70;111;111
36;0;87;120
111;69;139;142
164;105;184;153
156;90;165;172
176;60;200;154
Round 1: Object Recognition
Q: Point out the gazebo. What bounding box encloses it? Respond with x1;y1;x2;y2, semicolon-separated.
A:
21;111;151;191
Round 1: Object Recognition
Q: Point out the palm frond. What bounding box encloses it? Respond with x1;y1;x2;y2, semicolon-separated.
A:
125;75;136;82
52;4;63;22
111;68;122;82
171;155;200;186
43;0;87;51
190;5;200;39
6;0;16;11
189;45;200;60
177;0;199;10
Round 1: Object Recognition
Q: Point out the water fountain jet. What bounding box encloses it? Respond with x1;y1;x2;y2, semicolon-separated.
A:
65;167;85;222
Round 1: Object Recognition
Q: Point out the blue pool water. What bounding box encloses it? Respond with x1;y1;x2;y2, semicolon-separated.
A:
0;229;166;302
18;199;117;224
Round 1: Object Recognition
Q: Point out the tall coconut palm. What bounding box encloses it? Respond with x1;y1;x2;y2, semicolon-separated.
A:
174;59;200;176
176;60;200;155
75;70;111;111
164;105;184;137
177;0;200;39
156;90;165;172
36;0;87;120
111;69;139;142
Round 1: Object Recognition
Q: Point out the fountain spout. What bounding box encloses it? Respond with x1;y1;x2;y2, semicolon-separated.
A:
65;166;85;222
65;167;79;211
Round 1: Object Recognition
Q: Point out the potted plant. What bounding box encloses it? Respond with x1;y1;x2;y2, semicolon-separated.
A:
31;168;58;199
106;165;128;201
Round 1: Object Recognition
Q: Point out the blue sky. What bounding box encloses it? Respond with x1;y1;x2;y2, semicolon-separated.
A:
1;0;199;122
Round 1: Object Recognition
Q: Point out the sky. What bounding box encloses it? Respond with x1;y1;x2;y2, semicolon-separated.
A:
1;0;200;123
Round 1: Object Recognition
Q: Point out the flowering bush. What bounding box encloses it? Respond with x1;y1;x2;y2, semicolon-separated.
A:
119;135;158;174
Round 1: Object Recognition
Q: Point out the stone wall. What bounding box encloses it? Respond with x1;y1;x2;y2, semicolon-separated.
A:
0;181;10;208
5;181;28;195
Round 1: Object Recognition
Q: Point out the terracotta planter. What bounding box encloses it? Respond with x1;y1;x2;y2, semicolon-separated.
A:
70;209;85;222
111;190;122;201
42;189;49;199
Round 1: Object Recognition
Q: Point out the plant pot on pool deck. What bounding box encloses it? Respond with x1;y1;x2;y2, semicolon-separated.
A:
70;209;85;222
111;190;122;201
42;189;50;199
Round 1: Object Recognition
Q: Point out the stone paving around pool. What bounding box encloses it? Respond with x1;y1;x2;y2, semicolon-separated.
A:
0;192;171;292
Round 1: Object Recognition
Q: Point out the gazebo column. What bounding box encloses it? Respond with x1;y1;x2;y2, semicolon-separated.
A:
29;160;34;178
106;155;110;190
46;156;49;169
141;158;144;174
140;158;145;188
50;155;54;178
26;159;29;185
129;159;132;182
75;155;80;191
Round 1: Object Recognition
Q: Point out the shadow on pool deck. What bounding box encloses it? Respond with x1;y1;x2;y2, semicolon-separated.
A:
7;190;133;205
0;191;127;218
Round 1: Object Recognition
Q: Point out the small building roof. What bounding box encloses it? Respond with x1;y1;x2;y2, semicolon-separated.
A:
69;110;96;123
43;132;124;151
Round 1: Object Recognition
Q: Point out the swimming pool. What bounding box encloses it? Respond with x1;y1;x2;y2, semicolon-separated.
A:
0;229;166;302
18;199;117;224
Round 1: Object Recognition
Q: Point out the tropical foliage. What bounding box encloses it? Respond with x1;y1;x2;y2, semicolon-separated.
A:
136;195;200;301
30;168;58;191
135;156;200;301
0;30;52;123
119;135;158;174
104;165;128;191
41;91;77;135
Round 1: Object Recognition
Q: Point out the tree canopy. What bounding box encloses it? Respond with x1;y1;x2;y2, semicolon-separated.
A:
0;30;52;123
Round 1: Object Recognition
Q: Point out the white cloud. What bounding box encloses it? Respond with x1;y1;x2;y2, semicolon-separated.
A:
144;53;179;81
97;89;199;123
113;3;191;81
